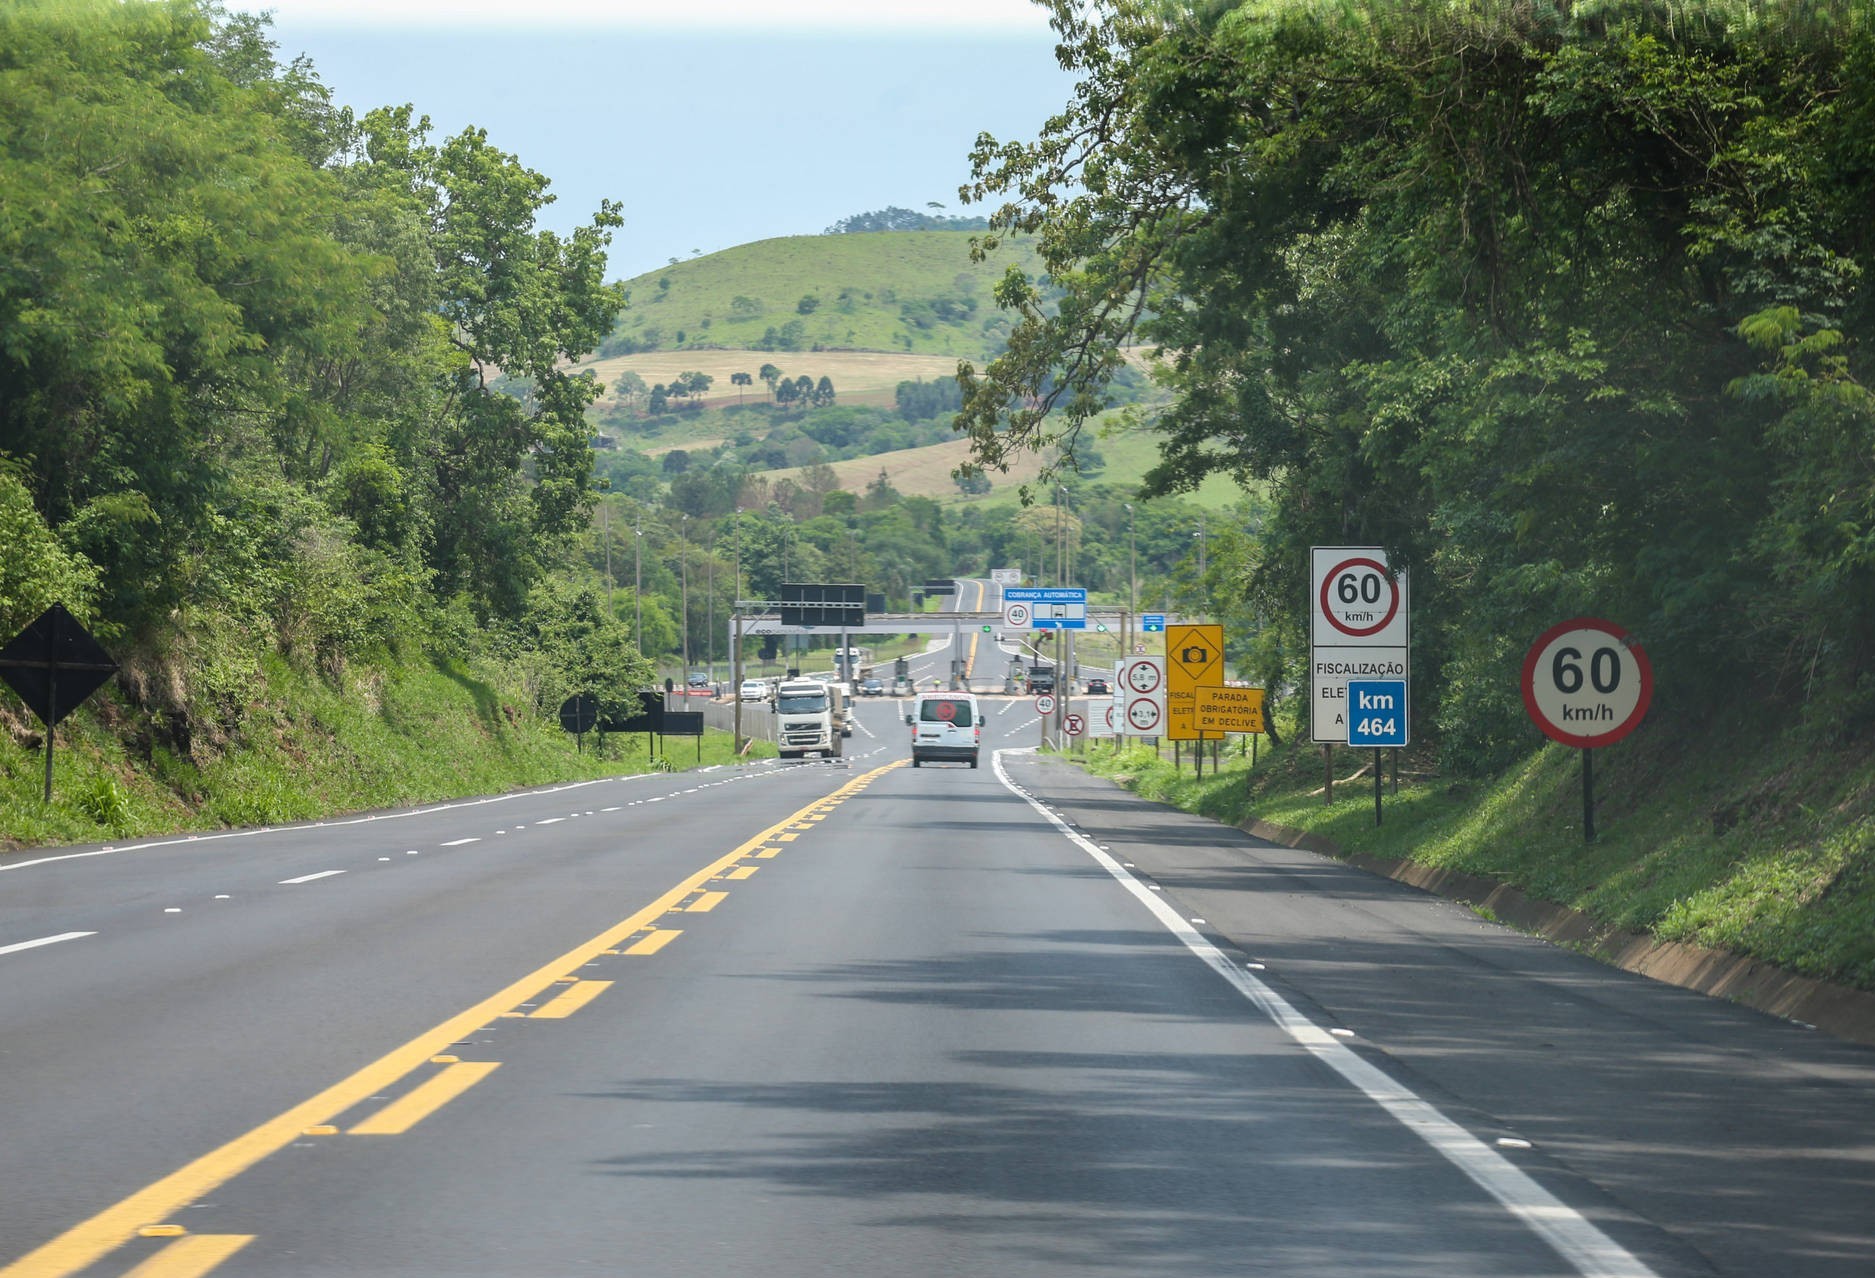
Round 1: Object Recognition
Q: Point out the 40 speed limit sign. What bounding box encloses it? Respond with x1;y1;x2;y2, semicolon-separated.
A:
1521;618;1653;748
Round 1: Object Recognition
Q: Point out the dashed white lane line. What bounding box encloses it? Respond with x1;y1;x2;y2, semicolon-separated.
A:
278;870;347;885
440;837;481;847
0;931;96;957
534;818;565;826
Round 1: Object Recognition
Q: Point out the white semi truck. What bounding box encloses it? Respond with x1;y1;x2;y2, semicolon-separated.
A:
771;678;844;759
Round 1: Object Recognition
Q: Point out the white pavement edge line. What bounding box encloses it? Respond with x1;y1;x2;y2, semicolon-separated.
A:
0;931;96;957
990;747;1660;1278
0;759;802;877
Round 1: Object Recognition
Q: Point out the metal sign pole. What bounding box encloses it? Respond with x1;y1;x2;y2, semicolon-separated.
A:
1374;748;1383;826
1583;748;1596;843
42;677;56;803
732;611;744;760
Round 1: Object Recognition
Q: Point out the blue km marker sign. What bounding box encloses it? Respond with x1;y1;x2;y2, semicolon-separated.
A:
1346;679;1409;747
1142;614;1165;632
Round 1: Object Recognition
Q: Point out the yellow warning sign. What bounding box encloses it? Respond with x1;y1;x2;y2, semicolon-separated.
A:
1166;623;1224;741
1195;686;1265;734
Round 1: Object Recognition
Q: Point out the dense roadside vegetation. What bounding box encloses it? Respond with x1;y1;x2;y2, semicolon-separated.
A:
963;1;1875;989
0;0;664;840
963;0;1875;766
0;646;767;848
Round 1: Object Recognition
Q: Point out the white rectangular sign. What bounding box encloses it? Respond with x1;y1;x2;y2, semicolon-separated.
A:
1310;547;1408;744
1117;655;1167;736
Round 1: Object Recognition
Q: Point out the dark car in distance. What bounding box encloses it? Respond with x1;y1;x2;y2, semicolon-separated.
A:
859;677;886;696
1085;677;1110;695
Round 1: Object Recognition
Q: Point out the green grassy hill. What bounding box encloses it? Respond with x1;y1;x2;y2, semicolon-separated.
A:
605;231;1042;360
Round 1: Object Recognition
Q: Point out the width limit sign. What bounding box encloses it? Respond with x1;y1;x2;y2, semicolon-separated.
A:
1311;547;1408;744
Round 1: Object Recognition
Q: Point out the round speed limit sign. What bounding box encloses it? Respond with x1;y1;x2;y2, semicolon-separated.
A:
1521;618;1653;748
1319;557;1402;637
1034;693;1056;715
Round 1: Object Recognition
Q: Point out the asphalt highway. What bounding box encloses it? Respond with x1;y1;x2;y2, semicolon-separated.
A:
2;689;1870;1277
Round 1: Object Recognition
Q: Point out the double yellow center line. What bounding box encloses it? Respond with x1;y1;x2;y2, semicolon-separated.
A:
3;760;905;1278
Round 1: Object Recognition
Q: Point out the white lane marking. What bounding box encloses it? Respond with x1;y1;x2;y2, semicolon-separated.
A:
535;818;565;826
999;699;1019;716
0;931;96;957
602;807;621;812
0;772;671;875
990;748;1660;1278
441;837;481;846
278;870;347;885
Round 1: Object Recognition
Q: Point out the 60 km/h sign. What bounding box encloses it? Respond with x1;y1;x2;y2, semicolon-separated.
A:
1318;556;1402;638
1522;618;1653;748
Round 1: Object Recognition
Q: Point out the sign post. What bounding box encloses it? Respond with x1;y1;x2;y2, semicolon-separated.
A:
1520;618;1653;842
1346;679;1408;824
1311;547;1408;805
0;604;120;802
1165;623;1224;776
1118;654;1166;741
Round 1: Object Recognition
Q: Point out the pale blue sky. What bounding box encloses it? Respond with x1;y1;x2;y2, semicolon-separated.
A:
244;1;1074;281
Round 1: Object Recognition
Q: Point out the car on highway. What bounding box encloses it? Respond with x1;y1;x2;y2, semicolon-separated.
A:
686;671;710;688
859;677;886;696
1085;677;1110;695
906;692;981;768
737;679;769;703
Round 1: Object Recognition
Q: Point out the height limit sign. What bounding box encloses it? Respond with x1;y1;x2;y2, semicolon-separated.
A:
1311;547;1408;744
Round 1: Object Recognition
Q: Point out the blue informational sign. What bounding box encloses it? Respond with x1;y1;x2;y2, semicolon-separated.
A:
1346;680;1409;747
1142;614;1166;632
1004;587;1087;630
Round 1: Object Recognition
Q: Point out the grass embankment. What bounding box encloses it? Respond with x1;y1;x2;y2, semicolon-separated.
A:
0;652;770;851
1073;711;1875;993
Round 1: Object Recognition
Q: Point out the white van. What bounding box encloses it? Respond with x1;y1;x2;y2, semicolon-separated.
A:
907;692;981;768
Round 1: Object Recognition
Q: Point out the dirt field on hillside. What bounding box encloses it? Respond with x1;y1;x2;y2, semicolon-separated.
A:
767;437;1049;502
575;350;965;410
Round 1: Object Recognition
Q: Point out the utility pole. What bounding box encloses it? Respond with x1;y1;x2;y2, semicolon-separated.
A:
706;527;715;682
633;526;644;655
1125;502;1136;657
680;513;690;677
732;508;744;759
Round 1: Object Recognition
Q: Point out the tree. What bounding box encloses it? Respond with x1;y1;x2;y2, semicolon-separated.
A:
957;0;1875;760
731;371;753;405
610;370;648;411
814;376;836;408
759;364;782;399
